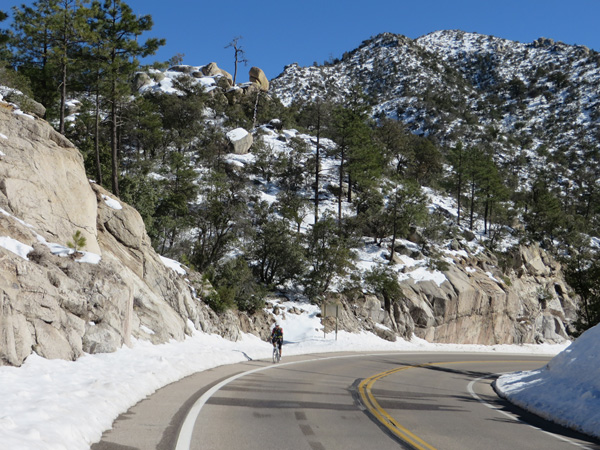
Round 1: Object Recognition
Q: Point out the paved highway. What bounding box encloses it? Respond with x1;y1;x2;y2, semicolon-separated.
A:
92;352;600;450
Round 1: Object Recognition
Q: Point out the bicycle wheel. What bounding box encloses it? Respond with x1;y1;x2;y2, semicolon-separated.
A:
273;347;280;363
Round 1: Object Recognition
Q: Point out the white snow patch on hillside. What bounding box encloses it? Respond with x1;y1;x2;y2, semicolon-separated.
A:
160;255;187;275
101;194;122;210
0;236;33;260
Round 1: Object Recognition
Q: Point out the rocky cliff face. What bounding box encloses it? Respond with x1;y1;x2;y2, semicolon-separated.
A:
327;242;577;345
0;106;274;367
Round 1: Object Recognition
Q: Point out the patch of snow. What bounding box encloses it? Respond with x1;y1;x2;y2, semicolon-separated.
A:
0;236;33;260
148;172;167;181
159;255;187;275
486;271;500;282
102;195;122;210
76;252;101;265
404;265;447;286
140;325;155;335
226;127;248;142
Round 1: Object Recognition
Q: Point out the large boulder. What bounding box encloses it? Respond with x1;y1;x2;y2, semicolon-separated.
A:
226;127;253;154
0;107;100;255
249;66;269;91
202;62;233;86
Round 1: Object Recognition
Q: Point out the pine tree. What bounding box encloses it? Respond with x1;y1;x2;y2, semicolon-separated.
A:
375;118;413;177
67;230;87;252
446;142;466;226
329;88;375;221
250;202;306;286
89;0;164;197
190;172;247;272
385;178;428;264
10;0;92;130
11;0;60;111
0;11;10;52
564;234;600;334
523;174;565;248
296;99;333;223
51;0;91;134
154;151;198;254
304;214;358;297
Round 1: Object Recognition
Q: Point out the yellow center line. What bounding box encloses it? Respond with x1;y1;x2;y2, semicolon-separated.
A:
358;360;545;450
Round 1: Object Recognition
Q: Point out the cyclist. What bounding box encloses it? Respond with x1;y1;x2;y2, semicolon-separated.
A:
271;323;283;358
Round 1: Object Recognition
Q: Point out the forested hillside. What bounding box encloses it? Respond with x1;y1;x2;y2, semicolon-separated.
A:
1;2;598;336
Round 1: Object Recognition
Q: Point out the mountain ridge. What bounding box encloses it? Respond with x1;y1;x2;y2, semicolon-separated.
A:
271;30;600;172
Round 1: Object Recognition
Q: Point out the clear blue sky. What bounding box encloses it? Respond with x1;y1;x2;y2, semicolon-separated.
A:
9;0;600;80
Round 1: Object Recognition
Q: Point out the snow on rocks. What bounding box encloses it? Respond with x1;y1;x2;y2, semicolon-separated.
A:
226;127;253;154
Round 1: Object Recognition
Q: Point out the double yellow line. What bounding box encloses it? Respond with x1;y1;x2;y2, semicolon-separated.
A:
358;360;542;449
358;363;438;450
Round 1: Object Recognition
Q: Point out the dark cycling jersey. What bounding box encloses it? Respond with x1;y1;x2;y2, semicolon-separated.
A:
271;326;283;342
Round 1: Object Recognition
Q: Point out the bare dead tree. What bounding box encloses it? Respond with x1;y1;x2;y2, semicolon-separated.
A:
225;36;248;84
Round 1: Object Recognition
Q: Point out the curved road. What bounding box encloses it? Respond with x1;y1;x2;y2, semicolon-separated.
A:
92;352;600;450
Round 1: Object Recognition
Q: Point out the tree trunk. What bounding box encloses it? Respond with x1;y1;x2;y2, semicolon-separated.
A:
59;62;67;134
338;148;345;222
94;88;102;185
111;89;119;197
314;113;321;224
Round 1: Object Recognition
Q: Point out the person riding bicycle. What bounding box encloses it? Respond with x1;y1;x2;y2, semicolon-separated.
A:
271;323;283;358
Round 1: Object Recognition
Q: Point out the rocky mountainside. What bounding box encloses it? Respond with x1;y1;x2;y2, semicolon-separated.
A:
271;31;600;187
0;104;277;366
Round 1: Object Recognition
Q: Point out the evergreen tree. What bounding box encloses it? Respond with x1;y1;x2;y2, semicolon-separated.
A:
52;0;91;134
352;185;388;245
276;189;309;235
523;173;565;248
191;172;247;272
446;142;466;226
10;0;92;130
250;202;306;286
375;118;413;176
464;146;486;230
364;266;402;314
89;0;164;197
564;234;600;334
304;214;358;297
407;135;442;186
329;88;376;221
154;151;198;255
296;99;333;223
11;0;60;111
385;178;428;264
208;257;265;314
478;154;508;236
0;11;10;53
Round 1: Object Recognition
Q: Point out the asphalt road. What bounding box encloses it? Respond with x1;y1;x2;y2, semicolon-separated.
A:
92;352;600;450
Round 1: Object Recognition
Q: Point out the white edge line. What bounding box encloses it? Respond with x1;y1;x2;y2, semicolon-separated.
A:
467;374;593;450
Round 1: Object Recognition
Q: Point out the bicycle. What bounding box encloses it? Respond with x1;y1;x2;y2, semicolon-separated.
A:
272;343;281;363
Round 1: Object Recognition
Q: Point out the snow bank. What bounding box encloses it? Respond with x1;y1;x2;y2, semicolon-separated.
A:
495;324;600;438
